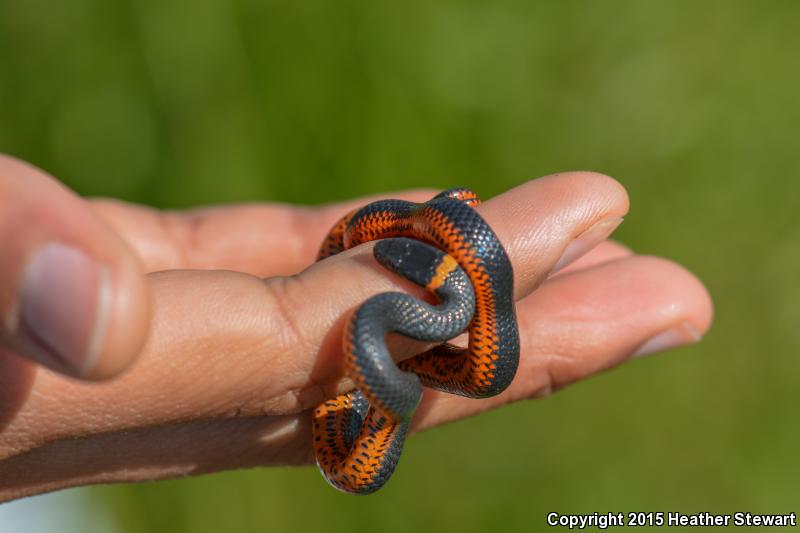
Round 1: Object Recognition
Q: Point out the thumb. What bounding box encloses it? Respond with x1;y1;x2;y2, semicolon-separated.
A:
0;155;150;379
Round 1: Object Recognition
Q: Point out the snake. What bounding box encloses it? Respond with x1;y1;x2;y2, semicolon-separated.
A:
312;188;519;494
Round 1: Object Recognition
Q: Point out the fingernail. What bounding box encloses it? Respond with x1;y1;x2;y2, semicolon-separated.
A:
552;217;624;273
631;321;703;358
17;243;111;375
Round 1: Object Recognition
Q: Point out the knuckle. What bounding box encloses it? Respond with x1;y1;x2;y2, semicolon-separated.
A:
262;275;310;354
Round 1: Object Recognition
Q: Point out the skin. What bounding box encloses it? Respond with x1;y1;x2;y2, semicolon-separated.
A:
0;154;713;501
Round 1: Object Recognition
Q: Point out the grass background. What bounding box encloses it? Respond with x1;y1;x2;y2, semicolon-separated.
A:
1;0;799;531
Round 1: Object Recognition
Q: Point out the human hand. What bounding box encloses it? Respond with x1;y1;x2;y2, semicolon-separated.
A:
0;154;713;501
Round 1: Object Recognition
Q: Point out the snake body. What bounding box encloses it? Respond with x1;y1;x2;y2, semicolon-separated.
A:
312;188;519;494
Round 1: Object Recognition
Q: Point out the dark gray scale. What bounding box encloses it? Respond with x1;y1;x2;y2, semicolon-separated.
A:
332;389;410;495
314;187;520;495
348;238;476;421
341;391;370;449
421;197;520;396
361;417;409;494
343;199;415;247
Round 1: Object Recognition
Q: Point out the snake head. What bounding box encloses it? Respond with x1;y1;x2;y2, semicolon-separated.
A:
373;237;450;289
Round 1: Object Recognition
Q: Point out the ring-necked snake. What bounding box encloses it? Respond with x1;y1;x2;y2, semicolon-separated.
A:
312;188;519;494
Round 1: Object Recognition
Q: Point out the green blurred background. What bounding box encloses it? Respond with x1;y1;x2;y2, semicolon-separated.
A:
1;0;799;531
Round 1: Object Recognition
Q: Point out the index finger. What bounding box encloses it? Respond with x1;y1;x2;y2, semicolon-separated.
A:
89;190;437;276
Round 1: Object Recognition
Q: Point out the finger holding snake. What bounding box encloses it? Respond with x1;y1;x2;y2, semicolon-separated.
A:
0;172;713;501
